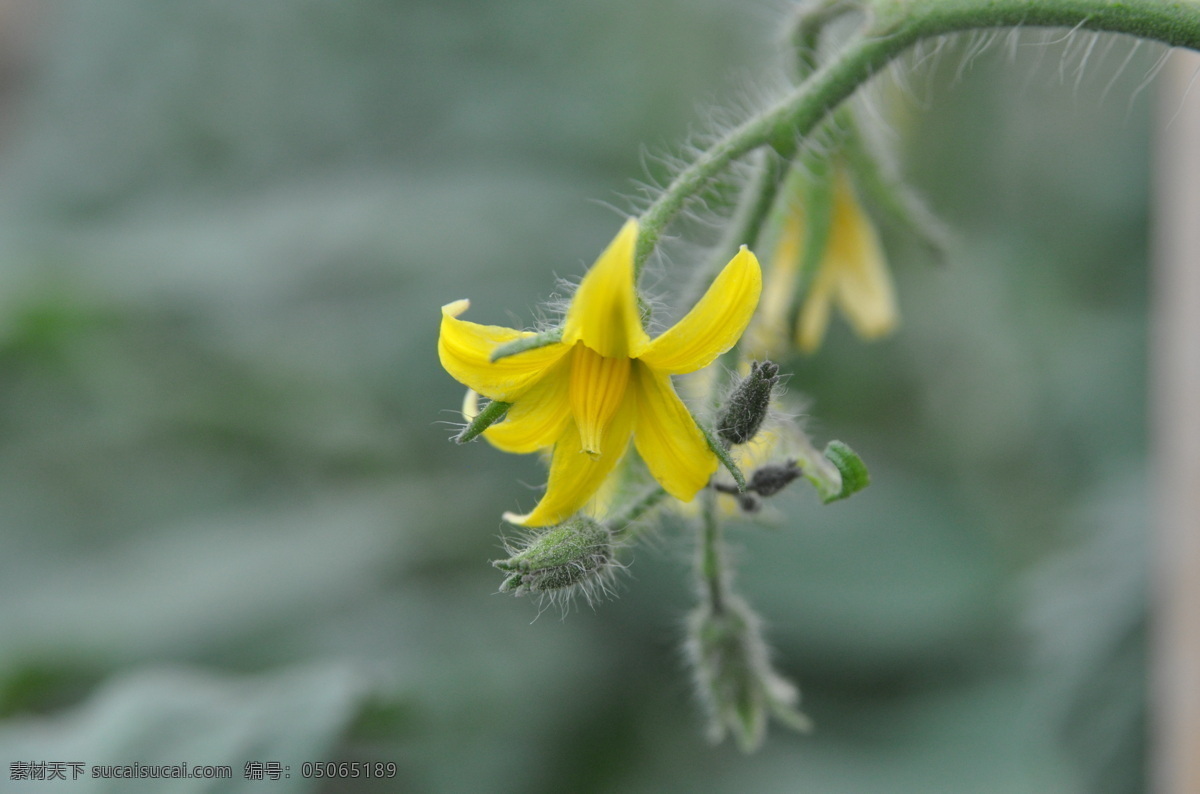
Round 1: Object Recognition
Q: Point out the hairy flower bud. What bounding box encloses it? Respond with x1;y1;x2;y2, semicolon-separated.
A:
493;516;613;597
747;460;802;497
716;361;779;447
685;596;811;752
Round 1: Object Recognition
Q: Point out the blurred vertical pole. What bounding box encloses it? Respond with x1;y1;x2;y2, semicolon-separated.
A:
1152;48;1200;794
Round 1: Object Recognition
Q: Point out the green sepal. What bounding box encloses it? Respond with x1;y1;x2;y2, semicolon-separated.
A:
795;144;835;297
839;109;952;265
489;328;563;362
768;698;815;734
453;399;510;444
820;440;869;503
497;572;523;593
731;681;764;754
700;424;747;493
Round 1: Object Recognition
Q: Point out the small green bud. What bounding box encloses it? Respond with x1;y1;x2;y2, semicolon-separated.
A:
685;596;811;752
717;361;779;447
493;516;614;598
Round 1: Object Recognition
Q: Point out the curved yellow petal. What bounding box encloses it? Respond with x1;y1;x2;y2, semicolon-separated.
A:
438;300;570;401
744;214;801;358
631;363;716;501
562;219;650;358
796;268;835;353
502;401;634;527
636;246;762;374
483;353;572;453
796;173;897;352
763;214;802;329
568;344;631;457
827;175;898;340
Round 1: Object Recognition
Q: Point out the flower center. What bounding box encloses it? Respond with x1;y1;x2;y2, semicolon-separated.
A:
569;343;631;458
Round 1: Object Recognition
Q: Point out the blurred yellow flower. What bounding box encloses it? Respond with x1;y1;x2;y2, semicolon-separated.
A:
797;169;898;352
438;219;761;527
750;167;897;355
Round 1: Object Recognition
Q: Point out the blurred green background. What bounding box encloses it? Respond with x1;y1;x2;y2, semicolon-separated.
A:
0;1;1156;792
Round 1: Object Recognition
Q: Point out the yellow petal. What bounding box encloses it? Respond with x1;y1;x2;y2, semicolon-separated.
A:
562;219;650;358
502;401;635;527
745;213;802;357
636;246;762;374
584;458;627;520
568;344;631;457
827;175;898;339
483;353;572;453
795;268;835;353
630;362;716;501
438;300;570;401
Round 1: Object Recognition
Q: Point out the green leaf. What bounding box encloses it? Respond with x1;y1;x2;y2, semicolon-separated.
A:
821;440;870;503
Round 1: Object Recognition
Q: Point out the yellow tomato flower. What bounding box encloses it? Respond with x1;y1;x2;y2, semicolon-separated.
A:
796;168;898;352
438;219;761;527
749;167;897;356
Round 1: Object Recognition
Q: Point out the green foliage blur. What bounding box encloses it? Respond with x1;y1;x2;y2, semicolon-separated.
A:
0;1;1151;791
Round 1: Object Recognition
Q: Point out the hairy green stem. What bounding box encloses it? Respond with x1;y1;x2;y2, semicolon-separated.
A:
699;487;729;613
793;139;836;298
635;0;1200;268
607;485;668;540
789;0;857;78
453;398;509;444
704;150;786;278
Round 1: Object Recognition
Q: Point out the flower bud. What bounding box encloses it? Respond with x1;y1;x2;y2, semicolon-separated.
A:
716;361;779;447
747;460;802;497
493;516;613;596
685;596;811;752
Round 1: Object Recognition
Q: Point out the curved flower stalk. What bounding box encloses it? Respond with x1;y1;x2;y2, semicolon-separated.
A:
438;219;762;526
